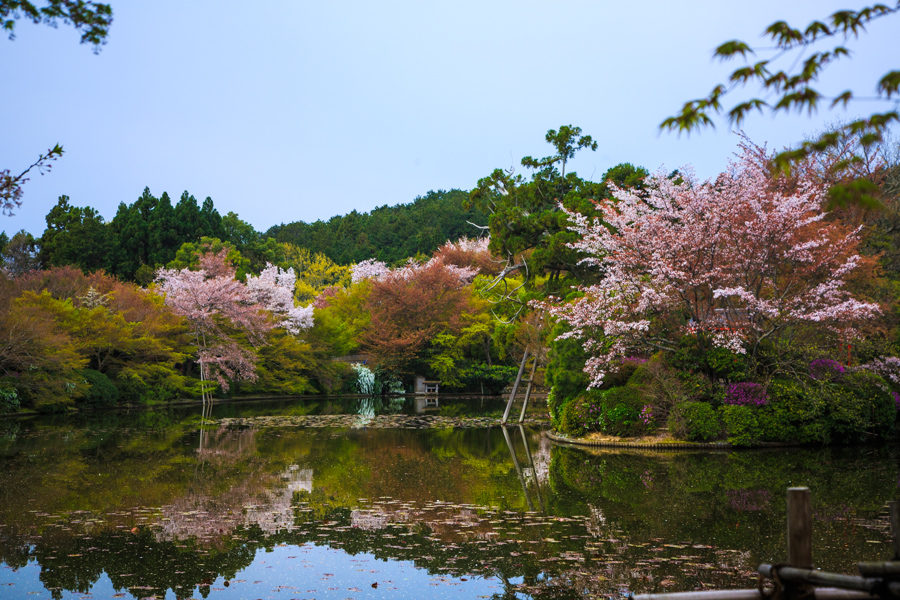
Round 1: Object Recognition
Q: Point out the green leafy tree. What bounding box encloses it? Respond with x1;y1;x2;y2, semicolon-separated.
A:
166;236;249;280
280;243;351;304
39;195;111;272
468;125;647;290
662;3;900;208
0;288;86;411
1;229;40;277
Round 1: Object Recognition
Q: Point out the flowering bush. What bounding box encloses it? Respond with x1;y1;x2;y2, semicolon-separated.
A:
893;391;900;411
723;382;768;406
809;359;846;382
856;356;900;385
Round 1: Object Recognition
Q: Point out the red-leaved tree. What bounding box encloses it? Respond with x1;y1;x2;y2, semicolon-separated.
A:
546;140;881;388
359;257;480;371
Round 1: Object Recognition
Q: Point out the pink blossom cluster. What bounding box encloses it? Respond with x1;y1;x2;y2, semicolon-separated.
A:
352;256;478;285
440;235;490;255
246;263;314;333
351;258;390;283
544;139;880;388
856;356;900;385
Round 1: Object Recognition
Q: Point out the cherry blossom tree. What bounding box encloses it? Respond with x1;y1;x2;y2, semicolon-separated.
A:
546;140;881;388
155;251;313;405
350;258;390;283
246;263;314;333
351;255;479;285
432;236;501;276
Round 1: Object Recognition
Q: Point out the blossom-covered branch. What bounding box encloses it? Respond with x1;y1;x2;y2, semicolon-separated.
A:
545;139;881;388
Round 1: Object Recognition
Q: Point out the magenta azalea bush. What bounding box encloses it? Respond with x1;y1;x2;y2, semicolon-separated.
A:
723;382;768;406
809;359;845;382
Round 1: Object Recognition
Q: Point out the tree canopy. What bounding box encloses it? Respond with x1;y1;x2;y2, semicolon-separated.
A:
662;3;900;207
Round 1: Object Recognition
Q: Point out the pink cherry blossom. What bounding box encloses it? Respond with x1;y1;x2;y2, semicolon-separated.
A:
544;139;881;388
155;250;312;397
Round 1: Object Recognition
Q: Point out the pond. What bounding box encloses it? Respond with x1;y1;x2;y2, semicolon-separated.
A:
0;397;898;600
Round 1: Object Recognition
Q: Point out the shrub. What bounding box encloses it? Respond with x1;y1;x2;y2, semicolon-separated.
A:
462;364;518;395
669;336;750;381
558;398;589;437
720;405;759;446
77;369;119;408
828;371;894;441
599;386;648;436
0;386;20;414
627;354;704;415
761;379;825;444
762;374;894;444
667;401;721;442
724;382;768;406
116;378;178;405
545;322;592;407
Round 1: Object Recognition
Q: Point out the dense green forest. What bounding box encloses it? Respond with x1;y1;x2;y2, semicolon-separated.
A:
0;187;488;282
266;189;489;265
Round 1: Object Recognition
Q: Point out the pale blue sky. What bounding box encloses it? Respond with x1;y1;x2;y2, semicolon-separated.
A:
2;1;897;238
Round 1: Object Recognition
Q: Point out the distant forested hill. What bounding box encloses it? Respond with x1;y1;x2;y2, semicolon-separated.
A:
266;189;489;265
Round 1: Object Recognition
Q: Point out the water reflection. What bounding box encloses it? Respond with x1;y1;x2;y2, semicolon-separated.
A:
0;404;898;600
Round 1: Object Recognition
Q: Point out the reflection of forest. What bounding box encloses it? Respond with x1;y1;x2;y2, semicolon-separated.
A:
0;412;898;600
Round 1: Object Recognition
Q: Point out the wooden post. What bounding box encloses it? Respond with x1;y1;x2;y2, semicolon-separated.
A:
788;487;812;569
890;501;900;560
502;349;529;424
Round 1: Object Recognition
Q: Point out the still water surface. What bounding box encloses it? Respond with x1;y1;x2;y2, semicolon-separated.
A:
0;397;898;600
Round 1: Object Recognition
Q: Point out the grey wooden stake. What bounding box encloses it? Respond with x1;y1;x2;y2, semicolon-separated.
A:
502;349;529;424
890;501;900;560
788;487;812;569
517;354;538;424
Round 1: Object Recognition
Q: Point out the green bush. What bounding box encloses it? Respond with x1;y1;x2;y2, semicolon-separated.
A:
558;397;589;437
720;405;759;446
77;369;119;408
762;374;895;445
461;364;518;395
545;322;592;408
667;401;721;441
556;386;652;438
837;371;894;440
760;379;823;443
0;386;20;414
599;386;648;436
116;378;178;405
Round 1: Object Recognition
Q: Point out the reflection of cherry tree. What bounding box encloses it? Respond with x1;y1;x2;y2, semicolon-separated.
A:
155;251;313;408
